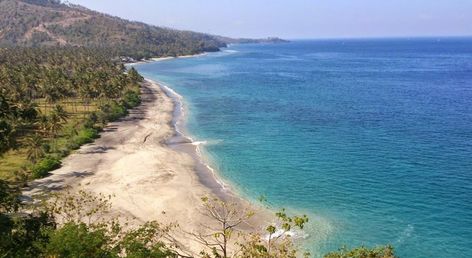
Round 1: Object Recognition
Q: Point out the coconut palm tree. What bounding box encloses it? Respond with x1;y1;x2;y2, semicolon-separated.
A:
36;115;49;136
52;105;69;123
25;134;45;163
47;113;63;137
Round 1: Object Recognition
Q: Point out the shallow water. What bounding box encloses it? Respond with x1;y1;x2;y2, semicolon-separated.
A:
135;38;472;257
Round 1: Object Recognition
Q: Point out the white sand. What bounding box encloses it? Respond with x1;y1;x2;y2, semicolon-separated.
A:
127;53;208;66
24;80;270;254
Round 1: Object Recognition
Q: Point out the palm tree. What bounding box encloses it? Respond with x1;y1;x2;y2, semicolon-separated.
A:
0;119;14;155
52;104;69;123
47;113;63;137
36;115;49;136
25;134;44;163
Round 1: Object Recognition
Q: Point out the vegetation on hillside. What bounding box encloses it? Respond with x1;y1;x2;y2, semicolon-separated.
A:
0;0;226;59
0;47;143;182
0;0;290;60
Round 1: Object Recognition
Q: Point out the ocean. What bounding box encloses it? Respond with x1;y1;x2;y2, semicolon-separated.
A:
134;38;472;257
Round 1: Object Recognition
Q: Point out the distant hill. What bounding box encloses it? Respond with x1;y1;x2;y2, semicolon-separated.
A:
0;0;288;59
217;36;290;44
0;0;227;59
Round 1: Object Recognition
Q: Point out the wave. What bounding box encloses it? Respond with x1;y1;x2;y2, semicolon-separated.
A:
154;79;231;194
191;139;223;146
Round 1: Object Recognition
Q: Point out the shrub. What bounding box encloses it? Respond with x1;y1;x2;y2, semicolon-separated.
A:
122;90;141;108
77;128;99;141
43;222;113;258
110;102;128;120
69;128;99;148
31;156;61;179
324;245;397;258
83;114;98;129
97;101;128;123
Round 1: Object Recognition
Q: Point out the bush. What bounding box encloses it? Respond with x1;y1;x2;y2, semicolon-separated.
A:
57;147;70;157
76;128;99;143
67;128;99;151
31;156;61;179
83;113;98;129
324;245;397;258
43;222;113;258
122;90;141;108
98;101;127;122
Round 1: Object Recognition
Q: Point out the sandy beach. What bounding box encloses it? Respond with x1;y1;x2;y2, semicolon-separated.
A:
24;79;269;254
127;53;208;66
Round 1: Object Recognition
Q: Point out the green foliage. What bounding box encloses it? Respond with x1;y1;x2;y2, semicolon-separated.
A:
118;222;177;258
122;90;141;109
275;208;309;232
324;245;397;258
196;197;311;258
0;119;14;154
43;190;178;258
1;211;55;258
0;180;19;212
44;222;115;258
51;104;69;123
0;180;55;257
72;127;99;146
0;46;143;180
25;134;45;163
31;156;61;179
0;0;226;59
128;67;144;83
0;182;398;258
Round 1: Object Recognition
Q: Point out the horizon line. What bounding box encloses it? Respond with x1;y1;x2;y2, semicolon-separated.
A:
277;35;472;41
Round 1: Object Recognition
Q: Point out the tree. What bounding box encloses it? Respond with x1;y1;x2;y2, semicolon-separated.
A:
264;209;309;257
236;209;309;258
44;190;180;258
128;67;144;83
118;221;178;258
0;119;14;155
0;46;142;158
25;134;45;163
188;197;309;258
43;222;115;258
36;115;50;136
47;112;63;137
190;196;254;258
51;104;69;123
0;179;55;258
324;245;397;258
0;180;19;212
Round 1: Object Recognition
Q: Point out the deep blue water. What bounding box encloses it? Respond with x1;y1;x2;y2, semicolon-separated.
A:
135;38;472;257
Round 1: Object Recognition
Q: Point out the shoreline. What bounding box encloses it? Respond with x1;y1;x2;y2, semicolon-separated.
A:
155;80;238;201
127;53;208;66
24;77;271;254
127;51;248;201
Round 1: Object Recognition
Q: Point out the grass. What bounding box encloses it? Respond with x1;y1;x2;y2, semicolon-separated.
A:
0;149;28;180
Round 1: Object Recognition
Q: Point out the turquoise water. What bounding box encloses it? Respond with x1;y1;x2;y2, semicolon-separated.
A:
135;38;472;257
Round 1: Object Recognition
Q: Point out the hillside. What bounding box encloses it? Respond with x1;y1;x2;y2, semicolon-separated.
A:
0;0;227;59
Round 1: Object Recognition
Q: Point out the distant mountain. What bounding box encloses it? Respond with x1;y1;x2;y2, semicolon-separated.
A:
217;36;290;44
0;0;288;59
0;0;227;59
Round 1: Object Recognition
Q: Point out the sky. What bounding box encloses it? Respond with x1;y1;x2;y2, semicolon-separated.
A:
67;0;472;39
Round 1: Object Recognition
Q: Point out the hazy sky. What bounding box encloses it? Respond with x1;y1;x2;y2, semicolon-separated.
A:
68;0;472;39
